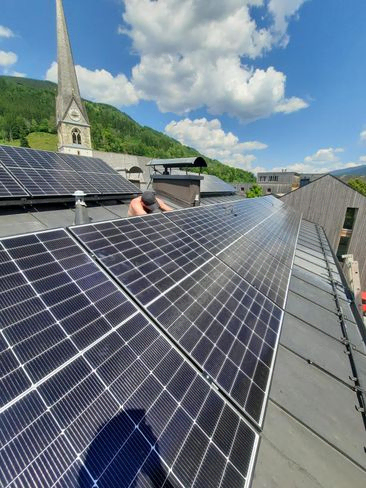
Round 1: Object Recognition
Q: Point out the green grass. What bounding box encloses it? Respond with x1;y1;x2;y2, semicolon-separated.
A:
27;132;58;151
0;139;20;147
0;133;57;151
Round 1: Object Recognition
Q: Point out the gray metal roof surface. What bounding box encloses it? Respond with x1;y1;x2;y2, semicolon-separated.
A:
170;170;237;195
252;219;366;486
0;202;131;238
200;194;246;205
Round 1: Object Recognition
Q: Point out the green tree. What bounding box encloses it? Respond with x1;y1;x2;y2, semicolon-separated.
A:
19;134;30;148
347;178;366;197
0;75;257;184
246;183;264;198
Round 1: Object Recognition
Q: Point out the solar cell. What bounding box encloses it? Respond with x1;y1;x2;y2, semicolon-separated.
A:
0;229;259;488
0;164;29;198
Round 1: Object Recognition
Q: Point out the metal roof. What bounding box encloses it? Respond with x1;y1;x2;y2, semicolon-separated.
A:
0;195;365;485
253;219;366;487
171;170;236;195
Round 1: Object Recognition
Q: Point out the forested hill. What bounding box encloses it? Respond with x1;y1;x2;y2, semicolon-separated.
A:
0;76;255;183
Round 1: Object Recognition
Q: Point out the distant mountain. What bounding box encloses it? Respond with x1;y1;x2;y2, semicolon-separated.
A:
0;76;255;183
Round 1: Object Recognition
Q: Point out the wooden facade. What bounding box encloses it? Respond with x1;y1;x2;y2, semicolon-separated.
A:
281;175;366;291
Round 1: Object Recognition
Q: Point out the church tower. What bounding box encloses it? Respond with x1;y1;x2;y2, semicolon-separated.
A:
56;0;92;156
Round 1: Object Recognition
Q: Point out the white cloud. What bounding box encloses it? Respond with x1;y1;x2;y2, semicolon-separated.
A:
0;26;14;38
360;130;366;142
271;146;360;174
0;50;17;67
46;62;139;106
268;0;308;44
304;147;344;163
165;117;266;170
120;0;308;121
359;155;366;162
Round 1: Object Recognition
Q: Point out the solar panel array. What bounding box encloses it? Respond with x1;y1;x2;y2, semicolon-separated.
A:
70;197;301;425
0;196;301;487
0;229;258;488
0;145;141;198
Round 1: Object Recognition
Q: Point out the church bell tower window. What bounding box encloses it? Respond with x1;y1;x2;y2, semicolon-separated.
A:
72;128;82;145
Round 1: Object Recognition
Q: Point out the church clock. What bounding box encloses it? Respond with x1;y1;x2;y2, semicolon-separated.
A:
69;108;81;121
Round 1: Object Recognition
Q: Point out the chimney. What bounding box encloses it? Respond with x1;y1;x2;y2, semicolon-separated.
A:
147;157;206;206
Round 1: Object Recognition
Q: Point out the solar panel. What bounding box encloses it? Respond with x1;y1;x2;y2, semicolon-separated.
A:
0;145;71;171
259;195;284;208
0;145;141;198
145;257;283;426
76;171;141;195
59;153;141;195
0;229;259;488
58;154;117;174
8;167;99;196
71;203;290;426
243;207;301;268
215;206;301;308
71;213;213;306
0;164;29;198
165;199;276;254
218;234;291;308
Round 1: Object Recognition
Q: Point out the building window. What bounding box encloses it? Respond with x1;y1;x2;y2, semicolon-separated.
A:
269;175;278;182
259;176;266;182
343;207;358;230
336;207;358;260
72;128;82;145
337;236;351;259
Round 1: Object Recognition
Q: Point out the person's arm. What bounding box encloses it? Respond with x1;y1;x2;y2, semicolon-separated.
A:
128;197;148;216
156;197;173;212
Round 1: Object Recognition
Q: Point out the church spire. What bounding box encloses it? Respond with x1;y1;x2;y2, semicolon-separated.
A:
56;0;92;156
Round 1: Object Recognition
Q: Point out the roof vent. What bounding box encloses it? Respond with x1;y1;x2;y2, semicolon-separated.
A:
73;190;89;225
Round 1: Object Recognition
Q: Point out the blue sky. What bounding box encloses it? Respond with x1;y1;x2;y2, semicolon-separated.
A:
1;0;366;174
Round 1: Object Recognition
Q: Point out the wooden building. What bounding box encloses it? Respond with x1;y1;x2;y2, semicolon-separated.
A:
281;174;366;292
